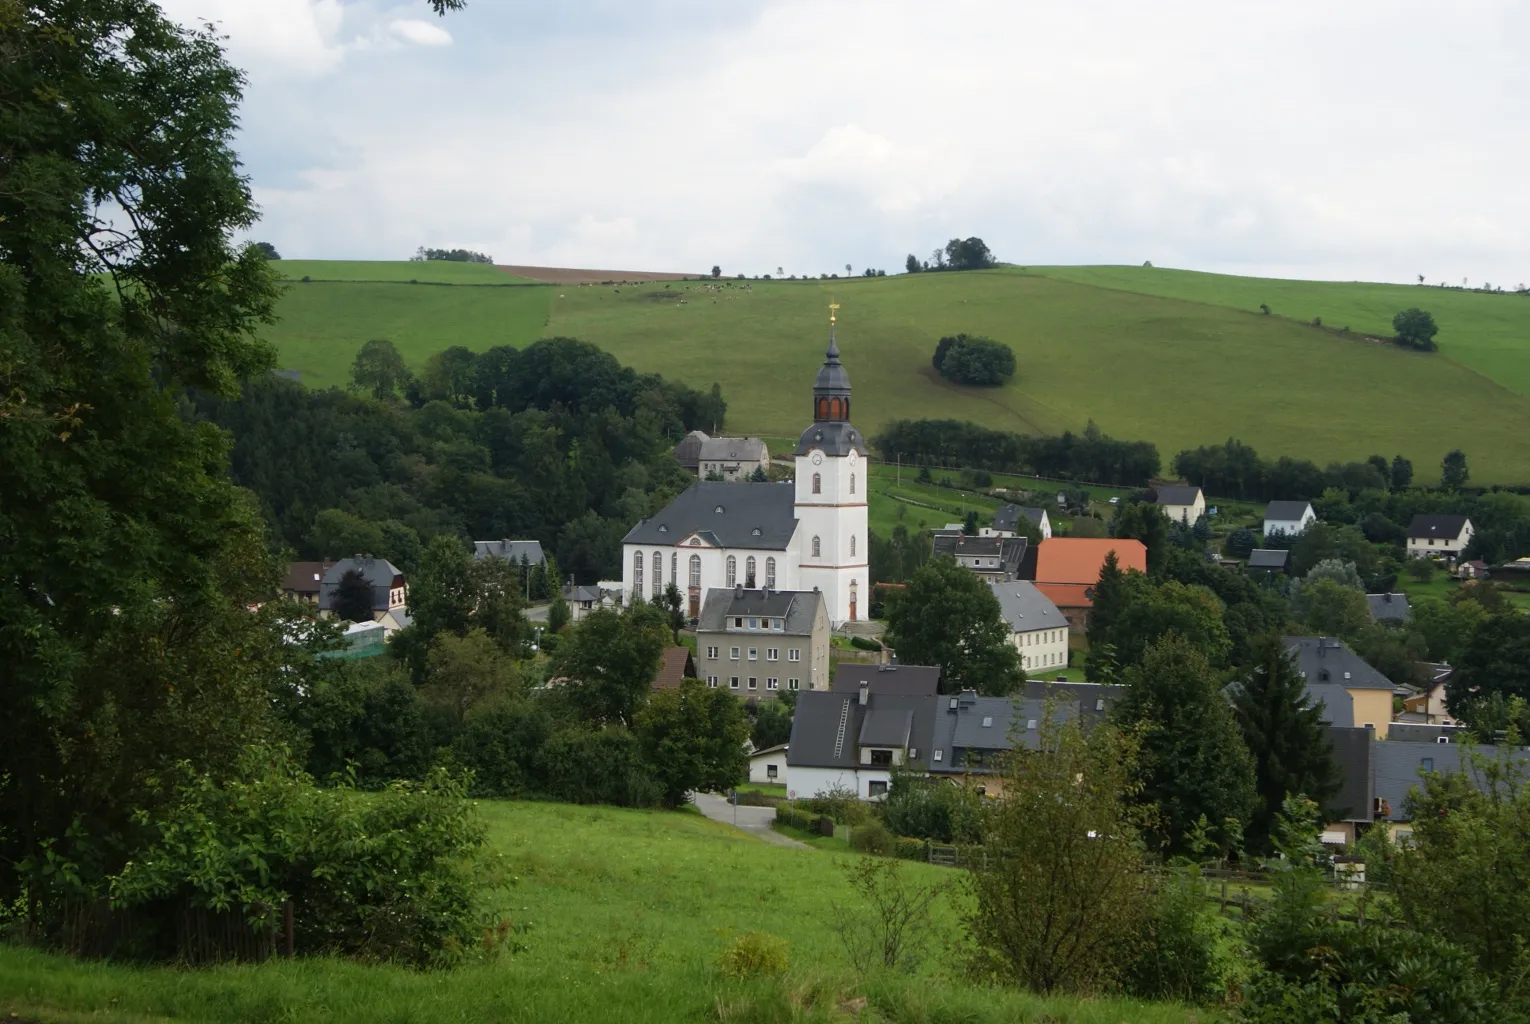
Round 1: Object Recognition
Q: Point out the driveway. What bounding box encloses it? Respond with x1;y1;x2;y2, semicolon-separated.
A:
692;792;808;849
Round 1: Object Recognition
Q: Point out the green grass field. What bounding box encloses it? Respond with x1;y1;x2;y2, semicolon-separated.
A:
270;259;533;284
258;262;1530;483
0;801;1201;1023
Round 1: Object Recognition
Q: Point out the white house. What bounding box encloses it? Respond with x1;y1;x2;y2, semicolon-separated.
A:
698;437;770;481
989;581;1070;674
986;504;1052;540
621;319;868;626
1263;500;1316;540
1154;485;1206;525
748;743;789;785
1406;515;1475;560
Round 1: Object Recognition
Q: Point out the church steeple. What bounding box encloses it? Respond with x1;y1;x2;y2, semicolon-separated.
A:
813;302;851;422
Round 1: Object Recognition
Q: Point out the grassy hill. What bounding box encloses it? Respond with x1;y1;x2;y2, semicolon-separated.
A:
258;263;1530;484
0;801;1198;1023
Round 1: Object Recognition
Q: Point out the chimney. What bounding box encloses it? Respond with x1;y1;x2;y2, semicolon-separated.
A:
735;583;743;599
858;681;869;706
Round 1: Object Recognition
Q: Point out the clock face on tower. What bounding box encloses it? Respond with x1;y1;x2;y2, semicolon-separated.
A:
811;452;823;466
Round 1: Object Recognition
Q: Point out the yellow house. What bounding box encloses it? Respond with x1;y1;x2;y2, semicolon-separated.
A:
1285;636;1397;739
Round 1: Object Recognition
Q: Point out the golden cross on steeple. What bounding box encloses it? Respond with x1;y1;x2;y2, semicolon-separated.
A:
828;301;840;325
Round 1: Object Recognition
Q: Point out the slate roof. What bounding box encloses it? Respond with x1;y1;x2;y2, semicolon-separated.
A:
1327;727;1373;821
623;481;798;550
698;437;768;463
929;692;1079;772
1283;636;1394;691
319;557;404;613
696;587;824;635
989;580;1065;634
859;708;913;747
1366;592;1413;623
1264;500;1313;523
565;583;602;604
672;429;709;470
1022;680;1125;727
786;691;938;768
1388;723;1470;743
1247;549;1290;570
282;560;329;597
993;505;1048;533
833;663;941;696
1154;485;1202;506
1304;683;1355;728
932;534;1027;575
1406;514;1471;540
473;539;545;565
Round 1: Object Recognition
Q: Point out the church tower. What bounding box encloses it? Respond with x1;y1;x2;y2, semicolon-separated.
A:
794;303;869;625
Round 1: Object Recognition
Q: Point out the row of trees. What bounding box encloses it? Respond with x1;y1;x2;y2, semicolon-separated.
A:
1172;437;1476;499
904;237;996;273
874;418;1161;486
410;247;494;264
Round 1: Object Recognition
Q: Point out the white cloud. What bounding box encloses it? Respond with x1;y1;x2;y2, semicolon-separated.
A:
388;19;452;47
156;0;346;77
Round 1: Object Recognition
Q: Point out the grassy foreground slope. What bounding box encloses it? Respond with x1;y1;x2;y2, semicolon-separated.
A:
1033;265;1530;399
546;271;1530;483
0;802;1197;1024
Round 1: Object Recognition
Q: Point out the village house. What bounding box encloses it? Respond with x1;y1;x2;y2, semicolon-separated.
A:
697;436;770;481
1153;485;1205;525
1366;592;1412;624
833;662;941;697
1284;635;1397;738
989;580;1070;673
748;743;789;785
985;504;1052;540
1031;537;1149;634
930;533;1027;582
1246;548;1291;574
694;586;829;697
281;560;332;605
649;647;696;692
1262;500;1316;540
317;556;407;626
1405;514;1475;560
785;683;937;800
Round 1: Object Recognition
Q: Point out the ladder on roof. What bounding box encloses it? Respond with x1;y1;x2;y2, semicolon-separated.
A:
832;699;851;761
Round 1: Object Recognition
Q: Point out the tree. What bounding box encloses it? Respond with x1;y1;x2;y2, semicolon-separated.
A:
943;237;996;271
635;679;749;807
750;698;793;751
411;246;491;264
1392;307;1439;351
747;465;768;482
333;569;375;623
965;714;1148;994
550;603;671;726
1107;580;1231;669
1390;454;1414;490
1116;634;1256;855
1230;635;1343;853
711;265;721;279
1;0;285;927
1446;613;1530;725
963;510;979;535
884;558;1024;695
1225;526;1258;559
546;593;571;634
422;628;520;728
1085;551;1144;682
1291;577;1370;637
252;241;281;260
1111;500;1170;574
1442;448;1470;490
905;254;921;274
931;334;1016;386
350;339;411;400
845;263;852;276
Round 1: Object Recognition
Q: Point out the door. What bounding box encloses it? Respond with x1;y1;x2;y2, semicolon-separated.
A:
688;589;700;618
849;580;858;622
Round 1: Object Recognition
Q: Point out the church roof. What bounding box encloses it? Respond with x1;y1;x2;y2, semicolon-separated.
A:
794;420;868;457
815;336;851;394
623;481;798;550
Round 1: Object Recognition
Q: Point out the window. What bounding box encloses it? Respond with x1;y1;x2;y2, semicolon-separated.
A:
766;557;776;588
789;649;801;662
772;618;783;630
745;556;756;587
766;764;778;779
706;646;718;659
1422;757;1434;772
748;677;758;690
726;556;737;588
1096;698;1106;711
1027;719;1038;730
767;677;779;690
933;750;943;762
633;550;644;592
788;678;800;690
868;780;888;798
850;535;856;557
729;676;740;689
767;648;779;660
652;551;662;598
706;675;718;687
689;554;701;589
908;748;918;760
748;647;758;660
812;536;821;558
850;472;856;495
812;472;821;494
748;617;758;628
671;551;676;585
734;617;744;627
870;749;893;766
730;647;740;660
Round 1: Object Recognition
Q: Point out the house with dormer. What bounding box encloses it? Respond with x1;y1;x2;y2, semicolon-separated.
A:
694;586;829;697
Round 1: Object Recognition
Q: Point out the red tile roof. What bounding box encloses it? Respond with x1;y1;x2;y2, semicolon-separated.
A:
1033;539;1147;608
651;647;695;690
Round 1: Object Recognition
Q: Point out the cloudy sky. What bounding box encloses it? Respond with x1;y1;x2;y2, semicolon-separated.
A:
157;0;1530;285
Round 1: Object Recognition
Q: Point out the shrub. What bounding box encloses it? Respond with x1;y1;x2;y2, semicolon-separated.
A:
773;804;815;831
884;772;985;843
833;856;952;974
1122;868;1227;1004
716;932;789;979
931;334;1016;387
891;836;929;861
799;785;875;826
849;821;894;856
850;635;882;652
535;727;661;807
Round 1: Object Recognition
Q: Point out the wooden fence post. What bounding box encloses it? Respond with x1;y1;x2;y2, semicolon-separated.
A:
283;899;295;958
1220;880;1228;914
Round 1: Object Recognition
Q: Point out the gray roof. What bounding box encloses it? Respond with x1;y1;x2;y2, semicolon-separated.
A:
473;539;545;565
319;556;404;612
1247;549;1290;570
932;534;1027;576
1022;680;1124;727
1366;592;1412;623
1154;485;1202;506
1366;742;1530;822
859;708;913;747
929;693;1078;772
564;583;601;604
673;430;709;470
989;580;1065;633
1264;500;1313;522
623;481;797;550
833;663;942;696
1406;514;1471;540
993;505;1047;533
698;437;768;463
1304;683;1355;728
794;420;868;458
1388;722;1471;743
1284;636;1394;691
1327;727;1373;822
696;587;824;635
786;691;938;769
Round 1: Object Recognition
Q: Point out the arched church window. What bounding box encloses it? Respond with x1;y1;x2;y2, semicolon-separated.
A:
671;551;677;583
745;556;756;588
726;556;737;588
850;472;855;495
812;536;821;558
812;473;821;495
689;554;701;589
652;551;663;598
633;550;644;593
766;557;776;588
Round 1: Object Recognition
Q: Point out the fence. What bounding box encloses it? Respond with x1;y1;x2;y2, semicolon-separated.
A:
49;898;295;963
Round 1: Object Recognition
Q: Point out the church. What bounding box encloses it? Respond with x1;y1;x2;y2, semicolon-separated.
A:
620;310;869;626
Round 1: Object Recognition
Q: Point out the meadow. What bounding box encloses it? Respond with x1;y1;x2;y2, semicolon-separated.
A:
257;263;1530;483
0;801;1202;1024
270;259;535;285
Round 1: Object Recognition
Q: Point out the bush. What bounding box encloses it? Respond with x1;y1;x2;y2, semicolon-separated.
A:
931;334;1016;387
850;635;882;652
799;785;875;826
883;773;985;843
1122;868;1227;1004
849;821;894;855
716;932;789;979
773;804;815;831
891;836;929;861
535;727;661;807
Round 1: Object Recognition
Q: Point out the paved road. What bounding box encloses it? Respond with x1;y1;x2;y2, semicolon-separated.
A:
692;792;808;848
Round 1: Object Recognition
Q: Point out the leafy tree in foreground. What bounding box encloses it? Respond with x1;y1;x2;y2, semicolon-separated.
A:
350;338;411;400
333;568;375;623
884;557;1024;695
1116;633;1256;855
1108;579;1232;670
422;628;520;728
636;679;749;807
1230;635;1342;853
1392;307;1440;351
